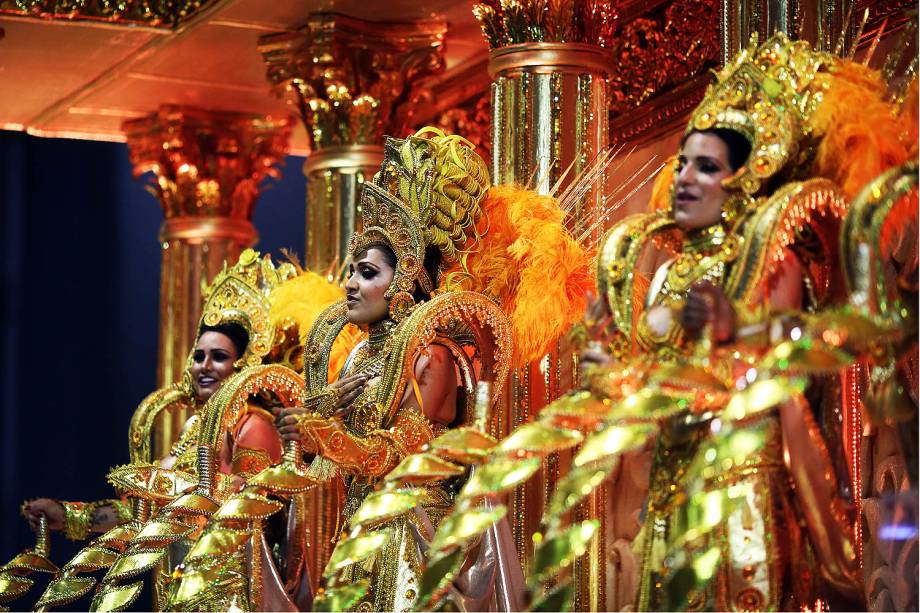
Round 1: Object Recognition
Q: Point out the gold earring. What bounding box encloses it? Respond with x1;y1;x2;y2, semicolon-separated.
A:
388;291;416;322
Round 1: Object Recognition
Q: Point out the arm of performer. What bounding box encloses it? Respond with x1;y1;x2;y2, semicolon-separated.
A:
779;395;862;599
21;497;133;540
276;345;457;477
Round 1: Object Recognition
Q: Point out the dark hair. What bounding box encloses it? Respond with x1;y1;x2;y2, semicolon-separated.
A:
682;128;752;172
357;243;442;304
198;322;249;358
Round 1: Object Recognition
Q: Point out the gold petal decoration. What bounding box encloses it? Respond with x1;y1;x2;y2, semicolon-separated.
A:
129;521;195;547
413;547;465;611
2;551;59;574
531;520;599;585
651;362;728;391
384;453;465;485
458;457;541;500
67;546;120;572
540;391;612;429
761;339;853;374
573;423;656;467
349;489;422;528
493;422;584;457
246;464;314;493
805;309;901;348
34;575;97;609
543;461;616;521
0;575;32;601
323;530;392;577
530;579;574;612
91;580;144;612
429;505;507;555
429;428;498;464
163;492;219;516
213;493;284;521
94;525;139;551
105;549;167;582
613;389;686;422
184;528;250;561
723;378;799;421
313;579;370;612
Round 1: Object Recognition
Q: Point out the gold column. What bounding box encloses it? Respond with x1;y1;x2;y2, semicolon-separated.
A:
259;12;446;272
481;7;614;608
721;0;801;64
259;13;447;584
123;105;291;457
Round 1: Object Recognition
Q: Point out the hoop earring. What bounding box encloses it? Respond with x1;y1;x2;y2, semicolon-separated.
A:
388;291;416;322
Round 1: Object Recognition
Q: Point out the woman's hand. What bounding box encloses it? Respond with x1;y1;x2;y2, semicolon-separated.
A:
275;406;310;442
22;498;65;532
326;373;369;415
680;280;737;344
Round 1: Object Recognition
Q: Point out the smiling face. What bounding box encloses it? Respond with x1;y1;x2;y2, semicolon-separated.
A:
345;246;396;325
673;131;737;231
190;331;239;402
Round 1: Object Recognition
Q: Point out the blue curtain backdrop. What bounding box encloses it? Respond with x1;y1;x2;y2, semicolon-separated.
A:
0;130;306;561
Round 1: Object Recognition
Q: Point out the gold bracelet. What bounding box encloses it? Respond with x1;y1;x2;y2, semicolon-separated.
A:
61;501;97;541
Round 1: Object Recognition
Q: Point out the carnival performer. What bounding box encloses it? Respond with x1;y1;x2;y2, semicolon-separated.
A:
576;33;911;611
30;250;317;612
17;325;250;546
274;127;581;612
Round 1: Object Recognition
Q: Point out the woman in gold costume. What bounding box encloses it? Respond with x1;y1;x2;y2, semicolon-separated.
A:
276;128;515;612
26;250;309;612
577;33;913;611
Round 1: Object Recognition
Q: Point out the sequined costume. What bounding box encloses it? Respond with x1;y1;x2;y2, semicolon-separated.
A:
78;249;330;612
586;34;914;610
291;129;514;612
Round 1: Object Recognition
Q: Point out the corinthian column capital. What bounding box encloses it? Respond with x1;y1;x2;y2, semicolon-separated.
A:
258;12;447;150
124;105;292;222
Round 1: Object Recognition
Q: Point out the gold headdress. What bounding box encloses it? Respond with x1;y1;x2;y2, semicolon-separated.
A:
688;32;829;196
198;248;296;367
349;127;490;319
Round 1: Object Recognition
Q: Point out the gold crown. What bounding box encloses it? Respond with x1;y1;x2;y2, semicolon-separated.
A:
688;32;830;195
199;248;296;367
349;127;490;301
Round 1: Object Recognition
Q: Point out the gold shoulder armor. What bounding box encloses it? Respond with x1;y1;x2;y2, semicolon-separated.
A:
127;386;194;464
841;161;918;319
303;300;350;394
376;291;512;427
725;178;848;308
597;212;678;336
197;364;306;454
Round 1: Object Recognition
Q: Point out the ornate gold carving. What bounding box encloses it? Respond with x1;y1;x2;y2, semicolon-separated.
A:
259;12;447;152
123;105;291;220
608;0;720;116
472;0;617;48
0;0;214;28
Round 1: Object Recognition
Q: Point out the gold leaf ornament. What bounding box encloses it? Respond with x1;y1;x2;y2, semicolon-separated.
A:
493;422;584;457
384;453;465;485
428;426;498;464
323;530;392;577
544;461;617;521
429;505;507;555
458;457;541;500
349;489;423;528
530;520;599;585
313;580;371;612
573;423;656;467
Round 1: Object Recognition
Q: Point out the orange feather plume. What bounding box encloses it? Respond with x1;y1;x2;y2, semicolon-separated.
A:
269;272;363;382
450;184;593;363
810;61;909;200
